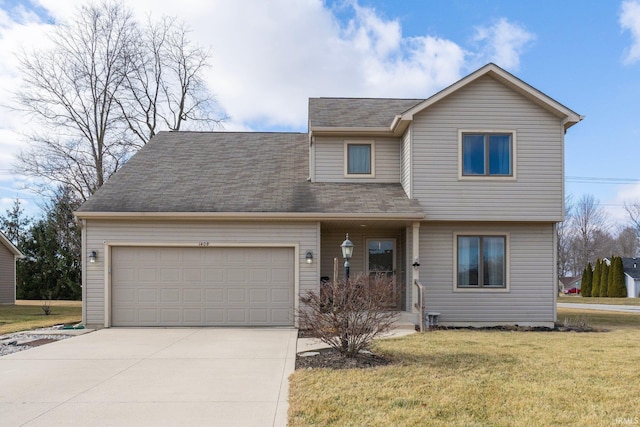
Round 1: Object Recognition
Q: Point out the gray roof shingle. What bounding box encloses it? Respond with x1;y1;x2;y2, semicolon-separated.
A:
622;258;640;280
309;98;424;128
78;131;423;216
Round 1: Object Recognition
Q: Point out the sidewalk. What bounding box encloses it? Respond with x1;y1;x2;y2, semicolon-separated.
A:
557;303;640;313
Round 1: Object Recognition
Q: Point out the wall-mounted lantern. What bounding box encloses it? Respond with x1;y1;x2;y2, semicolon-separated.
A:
305;251;313;264
89;250;97;263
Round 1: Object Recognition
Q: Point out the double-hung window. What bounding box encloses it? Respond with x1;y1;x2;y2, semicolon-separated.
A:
345;141;375;177
460;132;514;177
456;234;507;290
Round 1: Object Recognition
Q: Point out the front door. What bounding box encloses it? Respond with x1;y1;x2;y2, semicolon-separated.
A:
366;239;396;276
366;239;399;308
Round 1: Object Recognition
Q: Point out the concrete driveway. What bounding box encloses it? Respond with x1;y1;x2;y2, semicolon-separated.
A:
0;328;297;427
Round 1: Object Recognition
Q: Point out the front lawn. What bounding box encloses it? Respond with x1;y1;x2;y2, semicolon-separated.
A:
0;300;82;335
289;309;640;426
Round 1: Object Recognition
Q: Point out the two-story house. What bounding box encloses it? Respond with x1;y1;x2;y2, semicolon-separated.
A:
75;63;582;329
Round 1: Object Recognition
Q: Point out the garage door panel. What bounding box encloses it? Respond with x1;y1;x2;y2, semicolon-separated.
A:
112;247;294;326
228;289;246;303
184;289;202;302
249;269;270;283
205;289;224;302
160;289;180;302
250;289;268;303
138;289;158;302
205;309;224;322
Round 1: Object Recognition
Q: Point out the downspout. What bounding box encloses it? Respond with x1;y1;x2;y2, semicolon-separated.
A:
552;222;558;324
412;221;422;330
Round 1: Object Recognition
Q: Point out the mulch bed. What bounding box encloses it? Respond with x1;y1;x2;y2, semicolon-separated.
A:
296;347;392;370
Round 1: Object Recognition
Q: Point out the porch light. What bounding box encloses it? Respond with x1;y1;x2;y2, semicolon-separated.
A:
89;250;97;263
340;234;354;279
305;251;313;264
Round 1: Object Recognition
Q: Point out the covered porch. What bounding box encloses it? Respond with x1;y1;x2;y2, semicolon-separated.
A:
317;219;423;329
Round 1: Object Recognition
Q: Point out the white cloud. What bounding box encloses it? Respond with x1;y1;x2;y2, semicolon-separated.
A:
0;0;535;193
472;18;535;70
620;0;640;63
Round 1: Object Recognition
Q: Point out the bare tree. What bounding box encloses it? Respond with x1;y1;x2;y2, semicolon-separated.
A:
624;201;640;239
119;16;224;147
570;194;609;273
557;195;574;278
616;225;639;258
14;1;223;200
15;2;137;201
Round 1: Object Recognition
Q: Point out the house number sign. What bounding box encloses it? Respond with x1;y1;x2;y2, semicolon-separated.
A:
198;242;210;247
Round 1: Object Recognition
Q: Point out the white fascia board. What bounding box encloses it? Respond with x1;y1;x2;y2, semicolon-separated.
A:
0;232;22;257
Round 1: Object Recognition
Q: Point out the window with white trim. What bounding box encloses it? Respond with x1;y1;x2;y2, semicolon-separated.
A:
456;235;507;289
345;142;374;176
461;132;513;176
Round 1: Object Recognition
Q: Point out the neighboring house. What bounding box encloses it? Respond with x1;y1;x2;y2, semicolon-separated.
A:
621;258;640;298
0;231;23;304
75;63;582;329
559;276;582;293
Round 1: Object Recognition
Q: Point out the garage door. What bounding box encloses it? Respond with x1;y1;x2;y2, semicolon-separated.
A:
111;247;295;326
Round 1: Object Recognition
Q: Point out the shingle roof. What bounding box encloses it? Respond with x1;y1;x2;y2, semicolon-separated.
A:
77;131;423;217
622;258;640;279
309;98;424;128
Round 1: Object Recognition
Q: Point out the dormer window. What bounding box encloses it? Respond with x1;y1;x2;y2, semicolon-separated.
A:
345;141;375;177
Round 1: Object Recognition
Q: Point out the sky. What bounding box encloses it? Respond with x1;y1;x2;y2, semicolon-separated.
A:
0;0;639;229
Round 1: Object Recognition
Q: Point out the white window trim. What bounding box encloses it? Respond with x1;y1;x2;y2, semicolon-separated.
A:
344;140;375;178
458;129;517;181
453;231;510;293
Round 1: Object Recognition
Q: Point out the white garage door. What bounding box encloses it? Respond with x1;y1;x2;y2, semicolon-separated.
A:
111;246;295;326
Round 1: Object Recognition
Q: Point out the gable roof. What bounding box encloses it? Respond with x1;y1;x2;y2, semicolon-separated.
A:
76;131;424;220
622;258;640;279
559;276;582;286
309;63;583;136
309;98;423;129
0;231;22;257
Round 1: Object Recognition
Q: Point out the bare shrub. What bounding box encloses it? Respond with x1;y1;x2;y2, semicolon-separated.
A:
298;273;400;357
41;292;53;316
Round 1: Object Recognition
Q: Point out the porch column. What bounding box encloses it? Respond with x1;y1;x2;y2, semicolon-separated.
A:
412;221;420;311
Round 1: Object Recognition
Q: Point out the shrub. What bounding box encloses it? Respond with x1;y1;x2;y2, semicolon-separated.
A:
609;256;628;297
600;261;609;297
298;273;400;358
592;259;601;297
582;263;593;297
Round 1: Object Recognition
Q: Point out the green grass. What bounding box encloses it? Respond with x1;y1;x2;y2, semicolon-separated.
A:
0;300;82;335
289;309;640;426
558;295;640;305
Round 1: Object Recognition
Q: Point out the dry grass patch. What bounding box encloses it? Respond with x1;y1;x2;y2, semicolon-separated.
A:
558;307;640;329
290;312;640;426
0;301;82;335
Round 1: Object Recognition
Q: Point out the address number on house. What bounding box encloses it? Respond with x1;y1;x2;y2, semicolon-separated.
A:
198;242;210;247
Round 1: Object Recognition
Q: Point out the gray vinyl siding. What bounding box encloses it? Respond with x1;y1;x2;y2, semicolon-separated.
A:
412;75;564;221
84;220;320;327
420;222;555;325
0;244;16;304
400;125;412;197
313;137;401;183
